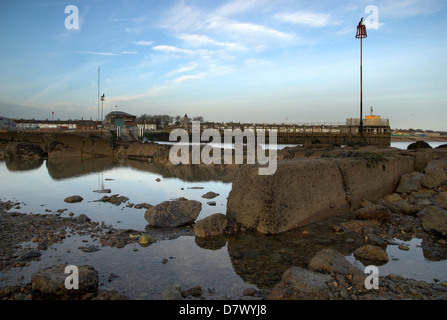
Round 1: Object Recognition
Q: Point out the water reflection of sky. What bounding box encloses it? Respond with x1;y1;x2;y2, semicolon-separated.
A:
0;161;232;231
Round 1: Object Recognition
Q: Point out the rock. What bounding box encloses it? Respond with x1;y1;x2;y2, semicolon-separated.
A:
382;193;418;215
269;266;332;300
434;192;447;210
202;191;219;199
5;142;46;160
95;194;129;206
144;198;202;227
16;249;41;262
421;206;447;236
31;264;98;299
243;288;256;296
226;156;414;234
207;201;216;206
77;214;91;223
194;213;228;237
421;158;447;189
353;204;392;221
162;284;182;300
308;249;355;275
227;159;349;234
396;172;424;194
64;195;83;203
407;141;432;150
78;245;100;253
134;203;153;210
353;245;389;265
138;234;156;246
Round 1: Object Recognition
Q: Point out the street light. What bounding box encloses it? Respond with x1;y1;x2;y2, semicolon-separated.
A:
100;94;105;138
356;17;367;137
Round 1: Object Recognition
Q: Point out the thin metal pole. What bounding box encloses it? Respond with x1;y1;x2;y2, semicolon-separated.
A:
359;38;363;136
98;66;100;122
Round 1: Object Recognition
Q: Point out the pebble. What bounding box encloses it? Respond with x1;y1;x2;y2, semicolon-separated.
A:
398;244;410;251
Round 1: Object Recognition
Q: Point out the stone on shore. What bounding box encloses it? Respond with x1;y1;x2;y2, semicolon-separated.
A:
144;198;202;228
64;195;84;203
353;245;389;266
381;193;418;215
194;213;228;237
421;158;447;189
421;206;447;237
308;249;356;275
162;284;182;300
353;204;392;221
269;266;332;300
31;264;98;299
396;172;424;194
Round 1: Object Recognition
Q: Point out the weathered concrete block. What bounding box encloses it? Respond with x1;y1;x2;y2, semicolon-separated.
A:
226;155;415;234
226;159;349;234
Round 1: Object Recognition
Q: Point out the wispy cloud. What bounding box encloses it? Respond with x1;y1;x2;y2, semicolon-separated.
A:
152;45;195;55
75;51;138;56
214;0;271;16
132;40;154;46
174;73;206;84
180;34;246;51
274;11;331;27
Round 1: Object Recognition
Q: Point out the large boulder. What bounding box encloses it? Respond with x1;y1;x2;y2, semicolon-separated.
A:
226;159;349;234
226;155;414;234
421;158;447;189
31;264;98;299
333;155;414;209
144;198;202;227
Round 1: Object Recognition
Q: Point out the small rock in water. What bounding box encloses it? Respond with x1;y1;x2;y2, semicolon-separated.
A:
138;234;156;246
398;244;410;251
64;195;83;203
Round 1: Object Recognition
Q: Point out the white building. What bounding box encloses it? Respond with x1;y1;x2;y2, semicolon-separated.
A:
0;116;17;130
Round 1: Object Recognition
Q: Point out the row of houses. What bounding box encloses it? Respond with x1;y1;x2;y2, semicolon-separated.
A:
0;111;158;132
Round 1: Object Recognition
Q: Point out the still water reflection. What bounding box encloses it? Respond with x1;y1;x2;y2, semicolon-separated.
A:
0;150;446;299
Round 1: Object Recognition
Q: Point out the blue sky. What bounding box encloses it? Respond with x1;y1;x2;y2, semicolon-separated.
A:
0;0;446;130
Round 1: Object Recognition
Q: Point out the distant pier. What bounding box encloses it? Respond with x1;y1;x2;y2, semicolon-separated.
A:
183;121;391;146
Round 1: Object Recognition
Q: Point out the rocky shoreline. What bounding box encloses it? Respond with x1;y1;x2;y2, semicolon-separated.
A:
0;133;447;300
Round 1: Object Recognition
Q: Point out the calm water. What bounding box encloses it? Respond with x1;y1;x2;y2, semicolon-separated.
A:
0;140;446;299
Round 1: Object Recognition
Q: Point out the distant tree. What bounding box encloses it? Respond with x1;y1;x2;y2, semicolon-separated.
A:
192;116;205;122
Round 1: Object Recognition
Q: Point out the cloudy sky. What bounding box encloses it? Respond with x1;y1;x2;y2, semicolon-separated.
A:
0;0;446;130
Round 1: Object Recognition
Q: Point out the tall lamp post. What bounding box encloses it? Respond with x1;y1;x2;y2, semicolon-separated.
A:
356;18;367;137
100;94;105;138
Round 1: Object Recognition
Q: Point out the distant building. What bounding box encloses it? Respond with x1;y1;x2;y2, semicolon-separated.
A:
138;122;157;131
77;120;97;130
105;111;137;129
0;116;16;130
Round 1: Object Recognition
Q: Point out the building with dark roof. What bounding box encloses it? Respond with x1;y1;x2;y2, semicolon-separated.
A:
104;111;137;129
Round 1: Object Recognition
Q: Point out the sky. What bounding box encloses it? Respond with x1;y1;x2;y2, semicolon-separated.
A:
0;0;446;131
